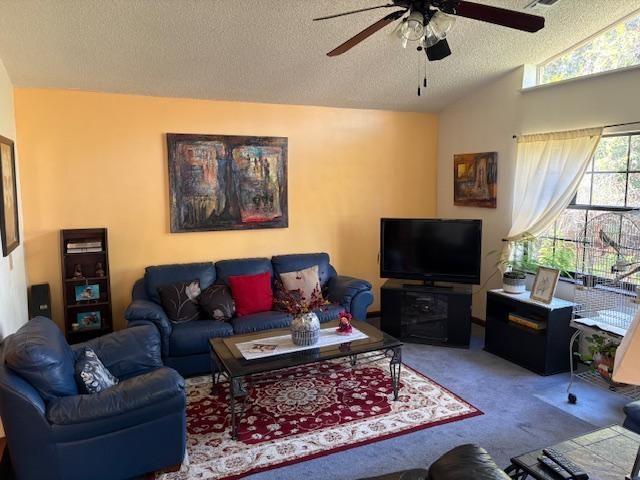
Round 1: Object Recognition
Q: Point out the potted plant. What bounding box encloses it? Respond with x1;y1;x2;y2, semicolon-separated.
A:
502;270;526;294
273;280;330;346
584;334;620;382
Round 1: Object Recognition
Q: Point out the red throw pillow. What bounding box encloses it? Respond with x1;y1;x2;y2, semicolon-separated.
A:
228;272;273;316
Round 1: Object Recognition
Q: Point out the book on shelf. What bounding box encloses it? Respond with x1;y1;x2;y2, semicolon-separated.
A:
67;240;102;249
508;313;546;331
67;247;103;254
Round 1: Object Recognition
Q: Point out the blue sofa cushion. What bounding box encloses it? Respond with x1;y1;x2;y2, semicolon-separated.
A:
231;310;292;335
145;262;215;304
46;367;184;425
272;252;337;287
169;320;234;357
5;316;78;401
314;303;345;323
215;258;273;285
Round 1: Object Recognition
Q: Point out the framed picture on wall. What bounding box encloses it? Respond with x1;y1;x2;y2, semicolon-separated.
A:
453;152;497;208
0;135;19;256
167;133;288;233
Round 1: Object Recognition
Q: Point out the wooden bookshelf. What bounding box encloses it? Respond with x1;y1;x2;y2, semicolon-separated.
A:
60;228;113;343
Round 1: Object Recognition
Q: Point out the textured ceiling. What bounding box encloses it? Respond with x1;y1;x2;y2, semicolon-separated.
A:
0;0;638;112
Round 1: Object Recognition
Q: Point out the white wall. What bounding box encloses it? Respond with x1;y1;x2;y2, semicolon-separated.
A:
437;66;640;319
0;57;28;338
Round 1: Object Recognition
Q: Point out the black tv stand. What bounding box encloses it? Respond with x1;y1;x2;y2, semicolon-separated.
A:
381;279;472;348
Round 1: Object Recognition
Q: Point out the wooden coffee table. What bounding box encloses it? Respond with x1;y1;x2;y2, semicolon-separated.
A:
209;319;402;439
506;425;640;479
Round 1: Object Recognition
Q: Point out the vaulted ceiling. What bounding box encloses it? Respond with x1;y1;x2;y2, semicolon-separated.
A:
0;0;637;112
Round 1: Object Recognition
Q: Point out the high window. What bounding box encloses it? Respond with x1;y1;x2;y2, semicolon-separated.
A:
537;11;640;86
518;133;640;276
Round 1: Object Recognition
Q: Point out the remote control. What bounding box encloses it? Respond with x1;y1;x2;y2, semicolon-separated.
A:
542;448;589;480
538;456;572;479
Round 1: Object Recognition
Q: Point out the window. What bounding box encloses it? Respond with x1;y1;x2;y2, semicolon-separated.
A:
519;133;640;276
537;11;640;85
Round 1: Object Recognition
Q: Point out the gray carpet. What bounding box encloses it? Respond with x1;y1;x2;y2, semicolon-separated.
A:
248;325;627;479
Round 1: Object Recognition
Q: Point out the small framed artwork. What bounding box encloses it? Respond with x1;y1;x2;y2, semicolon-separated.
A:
75;311;102;331
75;284;100;302
530;267;560;304
0;135;19;257
454;152;497;208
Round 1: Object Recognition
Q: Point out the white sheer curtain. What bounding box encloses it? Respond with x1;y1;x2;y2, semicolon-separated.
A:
501;128;603;268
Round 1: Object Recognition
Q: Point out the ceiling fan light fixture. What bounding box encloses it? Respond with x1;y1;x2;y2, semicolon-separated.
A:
429;10;456;39
426;38;452;61
423;24;440;48
400;11;425;41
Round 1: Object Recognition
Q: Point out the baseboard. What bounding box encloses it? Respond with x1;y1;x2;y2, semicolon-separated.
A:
366;310;381;319
471;316;486;326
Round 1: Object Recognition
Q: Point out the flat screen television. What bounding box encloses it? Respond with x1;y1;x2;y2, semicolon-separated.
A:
380;218;482;284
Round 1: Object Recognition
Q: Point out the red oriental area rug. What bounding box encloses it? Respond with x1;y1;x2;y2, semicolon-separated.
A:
156;358;482;480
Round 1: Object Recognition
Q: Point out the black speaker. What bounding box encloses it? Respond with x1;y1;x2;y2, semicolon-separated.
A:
28;283;51;319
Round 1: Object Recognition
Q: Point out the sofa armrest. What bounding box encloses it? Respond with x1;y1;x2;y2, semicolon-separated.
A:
125;300;172;357
428;444;510;480
46;367;184;425
326;275;373;320
71;325;162;379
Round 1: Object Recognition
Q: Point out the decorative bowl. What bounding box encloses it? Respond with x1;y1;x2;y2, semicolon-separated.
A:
291;312;320;346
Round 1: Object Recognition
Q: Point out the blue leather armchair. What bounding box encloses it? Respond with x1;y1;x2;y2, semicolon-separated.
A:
0;317;186;480
125;252;374;377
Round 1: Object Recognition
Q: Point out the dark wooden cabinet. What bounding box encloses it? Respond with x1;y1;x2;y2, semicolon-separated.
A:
485;289;574;376
60;228;113;343
381;279;472;347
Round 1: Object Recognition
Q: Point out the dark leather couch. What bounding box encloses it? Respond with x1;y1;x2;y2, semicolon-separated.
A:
0;317;186;480
624;401;640;434
125;252;374;377
359;444;510;480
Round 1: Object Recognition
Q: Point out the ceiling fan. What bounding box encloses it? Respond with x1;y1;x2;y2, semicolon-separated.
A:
314;1;545;62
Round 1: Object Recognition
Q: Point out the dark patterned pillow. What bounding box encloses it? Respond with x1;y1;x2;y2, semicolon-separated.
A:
75;347;119;394
158;280;201;323
199;284;235;321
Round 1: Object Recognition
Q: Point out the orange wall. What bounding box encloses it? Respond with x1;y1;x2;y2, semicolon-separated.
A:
14;88;438;331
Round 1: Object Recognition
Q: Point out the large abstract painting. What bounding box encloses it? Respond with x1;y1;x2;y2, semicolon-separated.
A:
0;135;19;256
167;133;288;232
454;152;497;208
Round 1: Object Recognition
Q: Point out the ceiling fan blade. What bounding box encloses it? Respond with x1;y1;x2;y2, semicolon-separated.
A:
446;1;544;33
326;10;406;57
313;4;397;21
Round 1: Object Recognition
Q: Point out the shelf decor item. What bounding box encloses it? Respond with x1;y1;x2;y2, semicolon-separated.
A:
530;266;560;304
290;312;321;346
167;133;288;232
75;284;100;302
0;135;19;256
61;228;112;343
502;270;526;294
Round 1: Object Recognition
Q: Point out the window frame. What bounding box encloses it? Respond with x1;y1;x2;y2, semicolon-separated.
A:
521;132;640;282
536;9;640;86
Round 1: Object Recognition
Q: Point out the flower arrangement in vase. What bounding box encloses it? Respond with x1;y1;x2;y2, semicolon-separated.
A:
273;279;330;346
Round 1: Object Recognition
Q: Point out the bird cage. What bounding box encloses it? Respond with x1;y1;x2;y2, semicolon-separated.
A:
568;210;640;402
573;211;640;333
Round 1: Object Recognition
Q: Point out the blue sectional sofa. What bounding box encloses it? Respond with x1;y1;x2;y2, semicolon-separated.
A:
0;317;186;480
125;252;374;377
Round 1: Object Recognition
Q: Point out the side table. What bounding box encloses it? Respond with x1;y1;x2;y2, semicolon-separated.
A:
506;425;639;480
